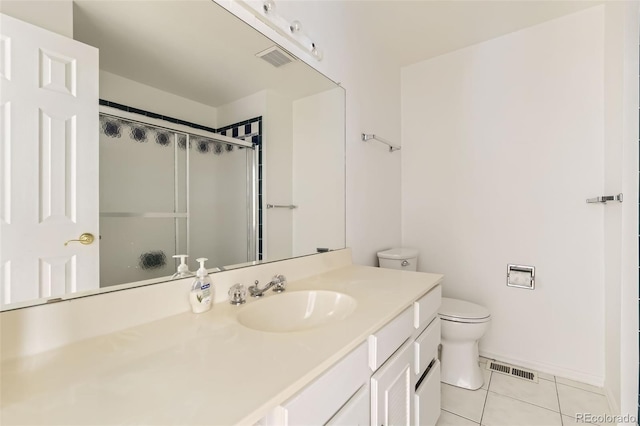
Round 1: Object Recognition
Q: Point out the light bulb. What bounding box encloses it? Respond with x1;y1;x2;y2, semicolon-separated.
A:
311;43;323;61
289;20;301;33
263;0;275;14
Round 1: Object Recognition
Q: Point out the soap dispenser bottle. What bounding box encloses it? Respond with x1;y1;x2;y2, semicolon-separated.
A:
190;258;212;313
172;255;192;279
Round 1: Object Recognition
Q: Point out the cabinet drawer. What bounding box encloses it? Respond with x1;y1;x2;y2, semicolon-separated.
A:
415;360;441;426
368;307;413;371
414;285;441;331
279;342;369;425
414;317;440;376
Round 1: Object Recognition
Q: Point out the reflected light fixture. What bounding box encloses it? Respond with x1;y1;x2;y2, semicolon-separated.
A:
263;0;275;13
289;20;301;33
239;0;323;61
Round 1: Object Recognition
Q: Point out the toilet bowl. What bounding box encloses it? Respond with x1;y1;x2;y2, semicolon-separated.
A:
439;297;491;390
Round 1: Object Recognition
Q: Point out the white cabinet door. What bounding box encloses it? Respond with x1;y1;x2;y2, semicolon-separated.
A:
371;340;414;426
0;14;99;307
326;385;370;426
415;360;441;426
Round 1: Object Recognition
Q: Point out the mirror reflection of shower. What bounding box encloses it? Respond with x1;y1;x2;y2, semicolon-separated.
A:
98;106;260;287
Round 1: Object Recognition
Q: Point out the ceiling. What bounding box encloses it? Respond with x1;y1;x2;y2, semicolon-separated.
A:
73;0;605;107
72;0;337;108
349;1;605;67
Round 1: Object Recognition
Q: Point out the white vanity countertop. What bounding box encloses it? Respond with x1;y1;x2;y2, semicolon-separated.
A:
0;265;443;426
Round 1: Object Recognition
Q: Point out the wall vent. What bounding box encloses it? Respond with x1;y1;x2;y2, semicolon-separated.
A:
486;361;538;383
256;46;296;68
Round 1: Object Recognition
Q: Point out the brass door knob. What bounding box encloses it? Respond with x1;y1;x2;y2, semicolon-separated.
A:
64;233;95;246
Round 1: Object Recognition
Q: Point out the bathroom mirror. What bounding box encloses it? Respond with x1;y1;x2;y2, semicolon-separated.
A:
0;0;345;310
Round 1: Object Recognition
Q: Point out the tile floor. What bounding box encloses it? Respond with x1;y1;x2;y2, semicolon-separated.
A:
437;357;614;426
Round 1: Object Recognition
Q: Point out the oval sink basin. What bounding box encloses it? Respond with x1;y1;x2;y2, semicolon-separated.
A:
237;290;357;333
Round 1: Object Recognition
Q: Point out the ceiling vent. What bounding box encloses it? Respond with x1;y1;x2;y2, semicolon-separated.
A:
256;46;296;68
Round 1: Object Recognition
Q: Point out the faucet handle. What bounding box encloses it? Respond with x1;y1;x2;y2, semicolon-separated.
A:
272;274;286;293
228;283;247;305
248;280;264;298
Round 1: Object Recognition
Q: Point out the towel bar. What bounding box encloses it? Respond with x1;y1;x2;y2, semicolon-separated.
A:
586;193;623;204
267;204;297;209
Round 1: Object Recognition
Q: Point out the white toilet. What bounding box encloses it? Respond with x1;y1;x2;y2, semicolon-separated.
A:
377;248;491;391
377;247;419;271
439;297;491;390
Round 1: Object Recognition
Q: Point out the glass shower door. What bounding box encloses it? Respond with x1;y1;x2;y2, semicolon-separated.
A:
188;136;253;272
98;115;188;287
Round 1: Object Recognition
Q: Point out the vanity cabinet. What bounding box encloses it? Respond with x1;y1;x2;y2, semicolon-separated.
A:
263;342;370;425
259;284;441;426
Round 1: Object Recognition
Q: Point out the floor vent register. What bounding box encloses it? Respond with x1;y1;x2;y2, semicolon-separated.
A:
486;360;539;383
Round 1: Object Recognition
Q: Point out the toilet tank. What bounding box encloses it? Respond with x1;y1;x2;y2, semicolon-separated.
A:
377;248;419;271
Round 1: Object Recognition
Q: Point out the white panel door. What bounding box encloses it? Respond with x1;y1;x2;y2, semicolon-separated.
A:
371;340;414;426
0;13;99;307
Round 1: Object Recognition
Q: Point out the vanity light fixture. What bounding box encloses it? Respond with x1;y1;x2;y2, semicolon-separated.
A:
239;0;323;61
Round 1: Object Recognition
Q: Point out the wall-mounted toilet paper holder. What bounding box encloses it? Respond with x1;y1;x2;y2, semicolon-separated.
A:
507;264;535;290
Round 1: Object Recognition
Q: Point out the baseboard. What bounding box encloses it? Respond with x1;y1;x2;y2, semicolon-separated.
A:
479;350;605;388
603;385;621;417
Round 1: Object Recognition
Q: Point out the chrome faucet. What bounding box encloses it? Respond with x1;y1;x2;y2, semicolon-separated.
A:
248;274;287;298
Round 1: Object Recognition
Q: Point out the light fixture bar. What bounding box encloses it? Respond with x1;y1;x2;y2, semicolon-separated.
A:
237;0;322;61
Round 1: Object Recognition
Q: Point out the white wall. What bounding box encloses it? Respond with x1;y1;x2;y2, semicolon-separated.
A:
0;0;73;38
401;7;606;384
217;89;266;126
216;0;402;266
603;2;624;412
277;1;403;266
292;87;346;255
261;91;294;261
99;71;218;127
603;1;640;417
218;90;296;261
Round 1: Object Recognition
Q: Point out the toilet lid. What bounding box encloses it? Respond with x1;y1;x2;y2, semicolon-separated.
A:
439;297;490;320
377;247;419;260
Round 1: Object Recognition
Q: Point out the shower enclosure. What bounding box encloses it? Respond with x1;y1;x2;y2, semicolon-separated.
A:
98;111;258;287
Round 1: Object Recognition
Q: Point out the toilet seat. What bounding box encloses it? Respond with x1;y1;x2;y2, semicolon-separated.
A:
439;297;490;324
